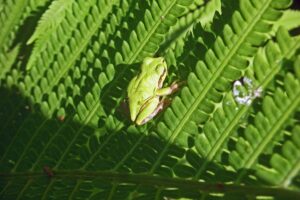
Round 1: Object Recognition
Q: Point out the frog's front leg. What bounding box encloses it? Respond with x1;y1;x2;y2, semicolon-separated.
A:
156;81;184;96
136;97;170;125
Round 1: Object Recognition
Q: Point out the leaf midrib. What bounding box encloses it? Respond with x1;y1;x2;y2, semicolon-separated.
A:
2;170;300;198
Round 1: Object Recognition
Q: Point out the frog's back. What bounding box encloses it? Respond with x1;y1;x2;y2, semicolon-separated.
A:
137;72;160;91
127;73;158;111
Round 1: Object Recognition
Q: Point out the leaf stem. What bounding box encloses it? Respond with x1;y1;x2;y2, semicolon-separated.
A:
1;171;300;198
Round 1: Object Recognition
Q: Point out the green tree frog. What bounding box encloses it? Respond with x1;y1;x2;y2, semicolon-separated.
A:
127;57;180;125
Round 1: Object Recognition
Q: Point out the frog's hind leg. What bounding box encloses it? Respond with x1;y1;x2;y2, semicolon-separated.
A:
137;97;169;125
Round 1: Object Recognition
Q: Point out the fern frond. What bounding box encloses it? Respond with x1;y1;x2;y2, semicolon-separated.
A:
0;0;195;197
272;9;300;34
35;0;194;193
159;0;221;54
0;1;139;170
26;0;73;69
156;0;292;148
23;0;120;93
1;0;300;199
197;0;221;26
0;45;20;80
0;0;49;76
0;0;27;50
78;0;195;127
256;125;300;187
17;0;193;110
191;30;300;183
120;0;194;63
295;55;300;79
27;0;72;45
1;0;126;129
229;73;300;182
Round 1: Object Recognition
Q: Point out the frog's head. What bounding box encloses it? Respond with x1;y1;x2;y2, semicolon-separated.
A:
142;57;167;88
142;56;163;65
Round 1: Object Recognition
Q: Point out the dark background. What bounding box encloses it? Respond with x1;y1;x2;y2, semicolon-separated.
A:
292;0;300;9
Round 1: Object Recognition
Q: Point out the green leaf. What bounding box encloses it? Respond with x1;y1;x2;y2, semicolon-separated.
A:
1;0;300;199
